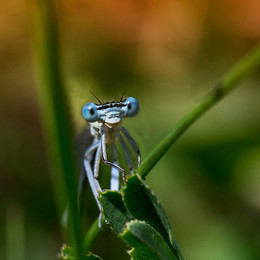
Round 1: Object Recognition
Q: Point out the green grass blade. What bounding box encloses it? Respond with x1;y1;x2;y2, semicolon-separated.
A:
6;205;25;260
83;218;102;253
137;43;260;179
30;0;84;259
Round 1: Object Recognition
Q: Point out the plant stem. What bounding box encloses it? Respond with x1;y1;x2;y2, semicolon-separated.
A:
6;205;24;260
30;0;84;259
84;218;102;252
82;44;260;252
137;43;260;179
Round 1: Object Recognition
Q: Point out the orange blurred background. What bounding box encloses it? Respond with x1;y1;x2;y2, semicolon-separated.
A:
1;1;260;259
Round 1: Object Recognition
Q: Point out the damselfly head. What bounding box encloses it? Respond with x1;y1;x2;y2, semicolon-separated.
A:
82;102;99;122
123;97;139;117
82;97;139;124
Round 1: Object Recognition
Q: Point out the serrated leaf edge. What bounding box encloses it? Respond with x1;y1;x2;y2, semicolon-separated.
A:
120;220;177;260
99;190;134;234
122;174;173;244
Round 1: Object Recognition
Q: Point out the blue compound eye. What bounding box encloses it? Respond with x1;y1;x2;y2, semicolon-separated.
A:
124;97;139;117
82;102;99;122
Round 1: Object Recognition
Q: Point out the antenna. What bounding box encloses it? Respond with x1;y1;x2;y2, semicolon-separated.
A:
120;88;127;102
90;91;102;105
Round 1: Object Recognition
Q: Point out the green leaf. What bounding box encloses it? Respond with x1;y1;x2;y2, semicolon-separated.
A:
59;244;74;260
121;220;178;260
122;174;183;259
59;244;103;260
122;175;172;243
85;253;103;260
99;190;134;234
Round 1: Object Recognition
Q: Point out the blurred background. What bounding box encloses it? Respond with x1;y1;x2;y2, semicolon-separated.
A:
1;0;260;259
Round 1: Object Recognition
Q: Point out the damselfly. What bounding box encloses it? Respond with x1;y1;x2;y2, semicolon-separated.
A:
82;97;141;211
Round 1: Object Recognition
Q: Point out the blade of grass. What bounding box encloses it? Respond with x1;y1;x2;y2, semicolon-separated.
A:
137;44;260;178
6;205;24;260
30;0;84;259
84;218;102;252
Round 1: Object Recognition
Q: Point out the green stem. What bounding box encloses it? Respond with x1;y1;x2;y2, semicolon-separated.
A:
137;43;260;179
30;0;84;259
82;44;260;253
6;206;25;260
84;218;102;252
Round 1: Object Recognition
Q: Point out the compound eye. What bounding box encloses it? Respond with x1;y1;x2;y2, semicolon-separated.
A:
125;97;139;117
82;102;99;122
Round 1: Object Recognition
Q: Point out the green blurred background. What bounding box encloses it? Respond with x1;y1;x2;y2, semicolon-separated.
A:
1;0;260;259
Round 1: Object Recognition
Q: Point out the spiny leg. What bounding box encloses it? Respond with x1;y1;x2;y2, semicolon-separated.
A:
84;141;100;161
63;141;101;228
83;141;102;211
84;159;103;228
122;127;141;167
101;133;125;173
101;133;107;160
80;141;99;204
93;142;102;178
84;158;102;211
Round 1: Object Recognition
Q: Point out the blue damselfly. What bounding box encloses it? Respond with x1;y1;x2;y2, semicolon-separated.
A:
82;97;140;211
